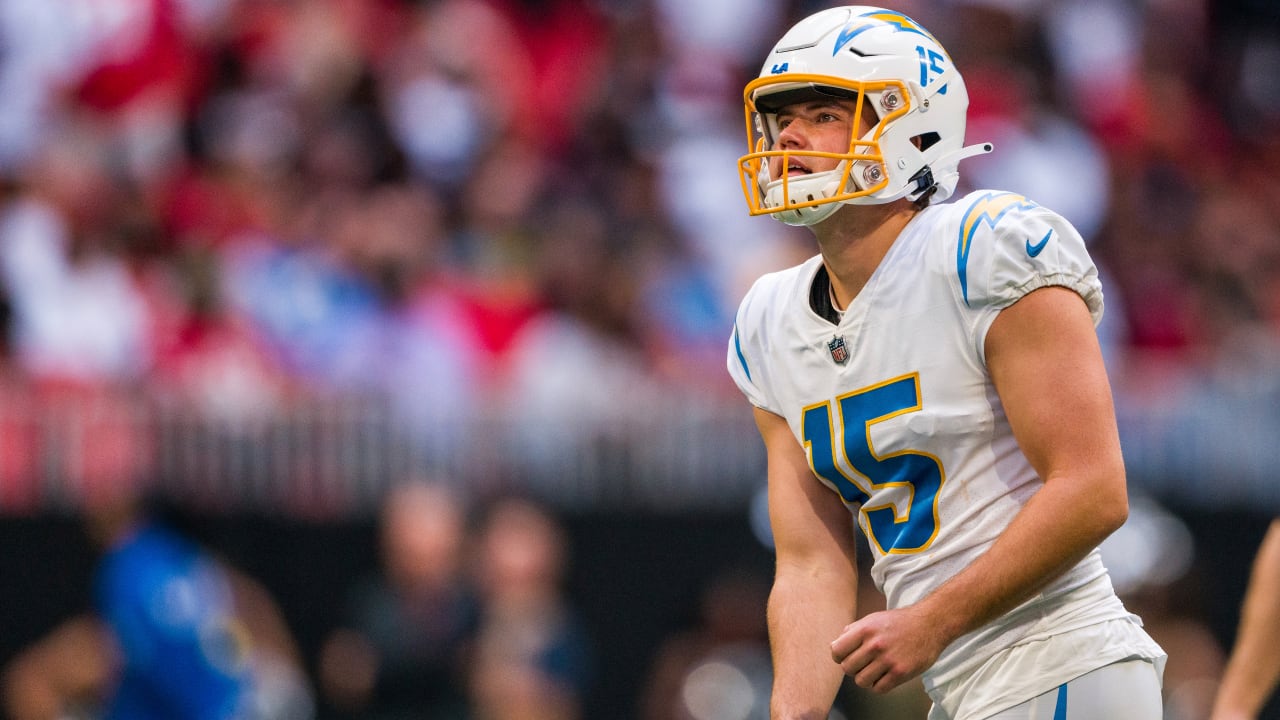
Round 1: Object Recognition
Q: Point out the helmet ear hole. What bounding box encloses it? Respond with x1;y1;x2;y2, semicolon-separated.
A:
913;132;941;152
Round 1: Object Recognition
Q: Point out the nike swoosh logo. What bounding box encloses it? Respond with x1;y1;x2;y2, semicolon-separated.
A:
1026;230;1052;257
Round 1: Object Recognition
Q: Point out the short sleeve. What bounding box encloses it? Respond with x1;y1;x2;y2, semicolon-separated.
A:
953;192;1104;358
726;282;775;412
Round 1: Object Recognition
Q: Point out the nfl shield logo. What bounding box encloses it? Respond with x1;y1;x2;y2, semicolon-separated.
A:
827;335;850;365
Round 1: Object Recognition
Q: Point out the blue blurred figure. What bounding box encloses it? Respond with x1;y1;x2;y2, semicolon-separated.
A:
93;519;264;719
2;407;312;720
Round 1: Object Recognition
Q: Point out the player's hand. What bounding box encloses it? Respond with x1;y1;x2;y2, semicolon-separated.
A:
829;605;947;694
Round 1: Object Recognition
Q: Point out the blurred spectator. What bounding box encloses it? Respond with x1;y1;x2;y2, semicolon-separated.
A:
0;413;313;720
480;0;609;156
467;495;592;720
146;240;290;423
495;191;662;475
640;564;772;720
0;122;156;385
317;480;478;720
0;1;84;174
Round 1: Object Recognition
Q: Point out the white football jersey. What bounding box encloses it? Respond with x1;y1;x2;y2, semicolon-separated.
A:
728;189;1152;694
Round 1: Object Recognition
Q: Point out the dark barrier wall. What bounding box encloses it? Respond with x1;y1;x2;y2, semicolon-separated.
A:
1;506;1277;720
0;508;775;720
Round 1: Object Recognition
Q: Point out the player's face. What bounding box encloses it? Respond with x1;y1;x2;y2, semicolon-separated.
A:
769;98;871;180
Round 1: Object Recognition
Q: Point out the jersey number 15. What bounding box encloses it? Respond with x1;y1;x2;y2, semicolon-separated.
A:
801;373;944;555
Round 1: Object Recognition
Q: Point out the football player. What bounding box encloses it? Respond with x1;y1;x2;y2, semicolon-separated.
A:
727;6;1165;718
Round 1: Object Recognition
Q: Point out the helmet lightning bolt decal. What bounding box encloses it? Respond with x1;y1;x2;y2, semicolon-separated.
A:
858;10;941;43
833;11;942;57
957;192;1040;305
832;19;878;55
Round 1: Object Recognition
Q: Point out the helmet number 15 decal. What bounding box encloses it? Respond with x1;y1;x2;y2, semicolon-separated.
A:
801;373;944;554
916;45;947;88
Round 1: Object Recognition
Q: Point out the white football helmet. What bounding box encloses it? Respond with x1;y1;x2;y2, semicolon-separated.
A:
739;6;992;226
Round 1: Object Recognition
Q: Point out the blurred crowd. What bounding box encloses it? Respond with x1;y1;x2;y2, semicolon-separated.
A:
2;478;596;720
315;483;592;720
0;0;1276;426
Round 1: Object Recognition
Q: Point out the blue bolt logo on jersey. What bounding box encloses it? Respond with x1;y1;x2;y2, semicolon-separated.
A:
956;192;1042;306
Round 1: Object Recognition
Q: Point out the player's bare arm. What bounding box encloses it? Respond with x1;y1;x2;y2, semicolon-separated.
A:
2;615;114;719
831;285;1128;692
1212;519;1280;720
755;406;859;719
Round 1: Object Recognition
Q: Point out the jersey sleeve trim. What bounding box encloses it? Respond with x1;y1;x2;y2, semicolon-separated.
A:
732;322;752;382
996;272;1103;316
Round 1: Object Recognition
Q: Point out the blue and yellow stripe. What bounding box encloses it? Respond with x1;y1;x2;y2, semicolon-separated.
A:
956;192;1039;305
